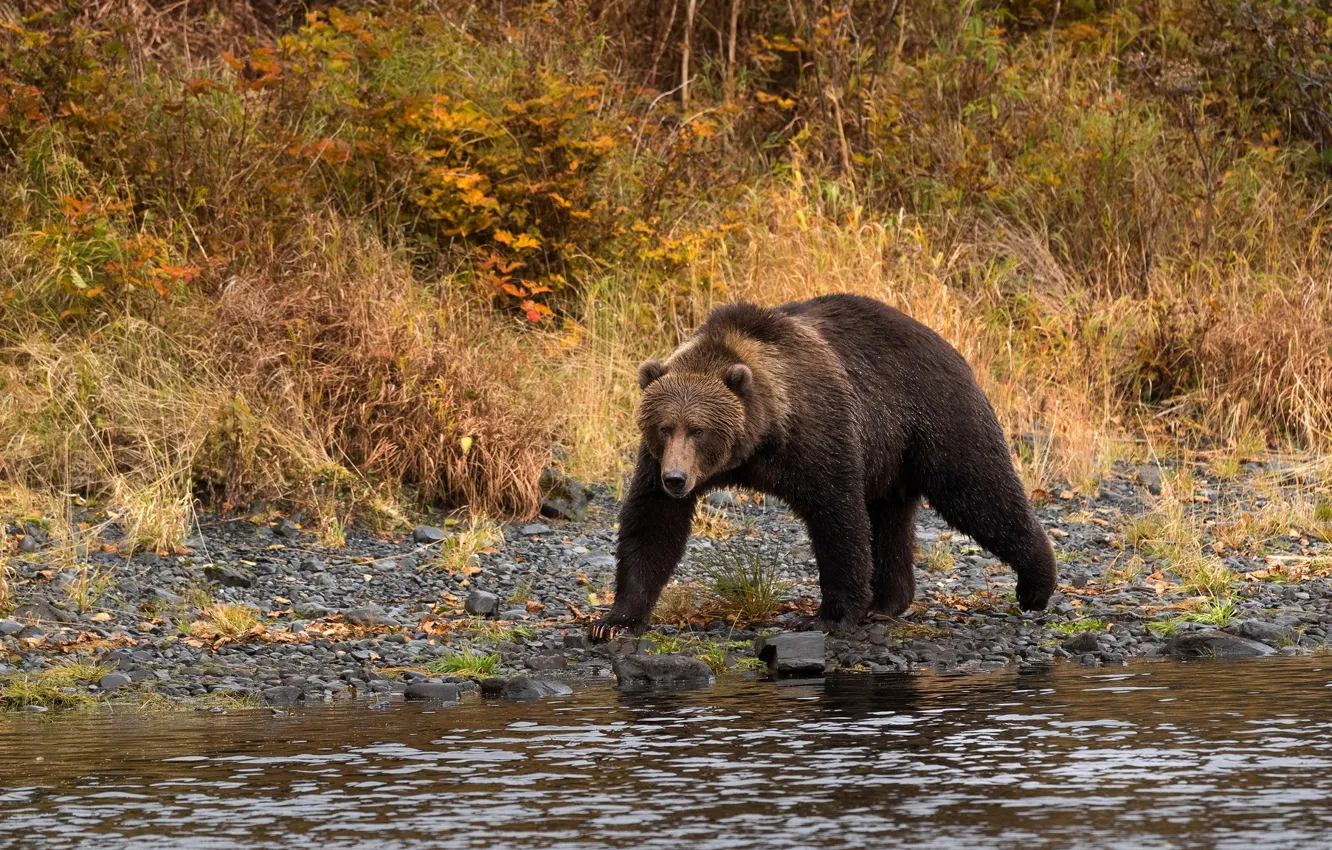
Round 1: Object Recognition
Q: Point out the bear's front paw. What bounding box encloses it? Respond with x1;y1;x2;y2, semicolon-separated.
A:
586;621;628;643
586;617;648;643
1016;578;1054;612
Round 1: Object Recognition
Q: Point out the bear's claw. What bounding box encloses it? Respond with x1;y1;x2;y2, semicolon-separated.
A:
586;622;628;643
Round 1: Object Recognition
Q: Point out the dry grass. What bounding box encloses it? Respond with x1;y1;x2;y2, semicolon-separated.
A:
189;604;262;641
652;580;705;626
691;505;735;540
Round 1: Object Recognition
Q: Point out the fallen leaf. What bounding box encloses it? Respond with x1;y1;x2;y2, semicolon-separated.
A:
525;600;545;613
274;596;291;605
90;612;113;622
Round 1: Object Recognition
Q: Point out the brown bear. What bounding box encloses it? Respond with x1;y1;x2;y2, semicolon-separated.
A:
588;293;1057;638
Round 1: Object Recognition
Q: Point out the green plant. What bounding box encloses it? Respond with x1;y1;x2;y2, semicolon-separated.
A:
1185;596;1238;627
510;579;535;606
1053;618;1109;637
1;660;113;711
430;649;502;679
64;562;113;613
1147;619;1180;637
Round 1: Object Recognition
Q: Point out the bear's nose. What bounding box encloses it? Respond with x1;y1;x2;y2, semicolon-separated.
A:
662;470;688;495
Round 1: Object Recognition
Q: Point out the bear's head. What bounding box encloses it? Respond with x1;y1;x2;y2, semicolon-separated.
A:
636;358;753;497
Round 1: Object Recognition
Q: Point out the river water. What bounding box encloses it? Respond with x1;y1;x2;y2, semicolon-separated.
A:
2;657;1331;849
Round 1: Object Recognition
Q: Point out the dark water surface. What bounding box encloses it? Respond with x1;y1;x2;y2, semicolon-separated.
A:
3;658;1332;849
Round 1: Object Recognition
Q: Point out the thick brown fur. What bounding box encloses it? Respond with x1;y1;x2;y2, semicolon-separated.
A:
589;293;1057;639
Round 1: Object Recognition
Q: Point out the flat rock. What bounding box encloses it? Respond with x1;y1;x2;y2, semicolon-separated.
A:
98;672;132;691
464;591;500;616
612;654;715;691
11;599;75;625
403;682;460;703
502;676;574;701
413;525;446;544
754;632;825;678
0;619;23;636
262;685;303;705
1237;620;1289;645
479;677;509;698
1166;630;1275;660
203;564;255;588
521;523;552;536
538;468;590;522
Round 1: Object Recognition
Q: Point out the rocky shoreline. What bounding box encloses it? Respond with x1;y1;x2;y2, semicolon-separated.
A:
3;458;1331;713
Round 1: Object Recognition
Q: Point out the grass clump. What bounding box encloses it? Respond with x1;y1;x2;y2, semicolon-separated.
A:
63;562;113;613
437;516;503;576
698;545;793;624
1147;619;1181;637
430;649;502;679
1;660;113;711
188;604;262;641
1053;618;1109;637
921;542;956;573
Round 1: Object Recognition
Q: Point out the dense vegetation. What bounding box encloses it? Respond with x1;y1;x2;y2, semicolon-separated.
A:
1;0;1330;550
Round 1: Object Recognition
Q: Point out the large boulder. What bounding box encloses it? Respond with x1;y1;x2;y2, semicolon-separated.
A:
1166;630;1275;660
538;467;590;522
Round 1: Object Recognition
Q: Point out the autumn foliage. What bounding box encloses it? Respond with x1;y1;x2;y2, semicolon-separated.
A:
2;1;1331;540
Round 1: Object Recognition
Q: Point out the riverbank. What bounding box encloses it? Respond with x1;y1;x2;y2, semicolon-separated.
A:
3;456;1331;712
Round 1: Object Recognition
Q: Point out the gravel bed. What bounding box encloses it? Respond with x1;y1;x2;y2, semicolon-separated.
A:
3;459;1331;711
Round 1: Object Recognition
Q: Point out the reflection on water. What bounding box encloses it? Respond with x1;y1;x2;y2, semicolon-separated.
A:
3;658;1332;849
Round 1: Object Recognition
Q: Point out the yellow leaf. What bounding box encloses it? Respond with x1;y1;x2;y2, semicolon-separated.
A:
460;436;473;455
90;612;113;622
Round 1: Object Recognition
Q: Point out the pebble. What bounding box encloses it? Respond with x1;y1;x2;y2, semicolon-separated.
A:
465;591;500;616
413;525;446;544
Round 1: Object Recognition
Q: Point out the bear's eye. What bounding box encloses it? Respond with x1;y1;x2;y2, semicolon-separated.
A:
689;427;706;439
659;426;673;439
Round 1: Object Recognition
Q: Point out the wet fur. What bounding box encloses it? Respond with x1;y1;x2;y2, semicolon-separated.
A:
592;293;1057;637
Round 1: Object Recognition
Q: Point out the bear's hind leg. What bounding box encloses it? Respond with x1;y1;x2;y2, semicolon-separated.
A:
917;447;1056;612
869;494;919;618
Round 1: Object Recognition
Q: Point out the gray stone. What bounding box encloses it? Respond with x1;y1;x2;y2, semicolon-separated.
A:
1137;464;1163;494
538;467;590;522
706;490;737;508
262;685;302;705
612;654;716;691
1166;630;1275;660
203;563;255;588
525;653;566;672
148;587;185;607
563;633;590;650
413;525;446;544
479;677;508;698
521;523;552;536
98;672;132;691
500;608;530;620
293;602;332;619
1061;631;1101;654
502;676;574;701
1237;620;1289;645
465;591;500;616
18;535;40;553
754;632;826;678
23;704;48;713
11;599;75;624
274;519;301;539
404;682;460;702
344;605;394;627
0;619;23;636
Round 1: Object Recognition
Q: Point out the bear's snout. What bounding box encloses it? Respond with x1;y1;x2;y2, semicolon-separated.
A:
661;469;690;497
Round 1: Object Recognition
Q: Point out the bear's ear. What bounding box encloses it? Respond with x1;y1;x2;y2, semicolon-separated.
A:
638;359;668;389
724;363;753;395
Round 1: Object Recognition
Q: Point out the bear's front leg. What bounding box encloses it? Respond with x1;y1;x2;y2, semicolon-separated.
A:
588;446;697;642
794;492;874;632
